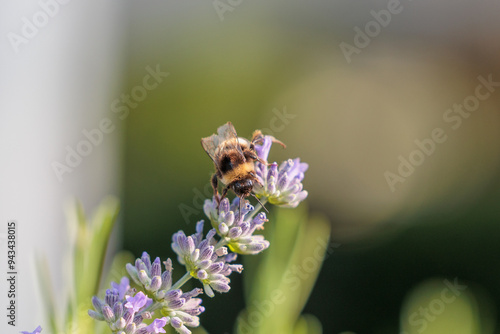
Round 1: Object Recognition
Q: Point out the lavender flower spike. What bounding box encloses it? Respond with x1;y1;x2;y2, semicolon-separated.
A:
204;197;270;255
254;135;309;208
172;220;242;297
161;290;205;333
123;253;205;333
20;326;42;334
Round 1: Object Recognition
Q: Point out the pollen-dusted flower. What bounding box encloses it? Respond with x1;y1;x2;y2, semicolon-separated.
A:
204;197;270;255
171;220;241;297
253;135;308;208
20;326;42;334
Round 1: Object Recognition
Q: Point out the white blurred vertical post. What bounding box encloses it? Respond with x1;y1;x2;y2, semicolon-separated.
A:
0;0;126;332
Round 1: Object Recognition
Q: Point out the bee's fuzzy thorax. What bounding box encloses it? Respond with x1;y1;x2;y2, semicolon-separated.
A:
221;161;254;185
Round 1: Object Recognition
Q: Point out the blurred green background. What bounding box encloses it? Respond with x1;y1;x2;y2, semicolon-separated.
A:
112;1;500;333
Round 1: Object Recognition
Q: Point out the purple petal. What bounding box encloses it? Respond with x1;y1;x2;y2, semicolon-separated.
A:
225;253;238;263
228;264;244;273
111;277;130;300
205;229;216;242
149;276;162;291
105;289;119;307
20;326;43;334
145;317;168;333
151;258;162;277
228;226;242;239
113;302;123;319
168;297;186;309
181;288;203;299
286;158;308;179
223;210;235;227
277;172;289;191
206;262;223;274
123;309;134;325
199;245;214;260
164;289;182;302
215;247;228;257
197;270;208;280
125;291;150;313
267;163;278;184
210;281;231;293
102;305;114;322
197;259;211;269
141;252;152;272
255;136;273;161
161;265;172;290
219;197;230;214
252;212;268;226
91;296;104;313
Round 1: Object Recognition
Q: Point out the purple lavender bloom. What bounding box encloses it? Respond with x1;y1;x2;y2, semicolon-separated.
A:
130;288;203;334
20;326;42;334
124;252;205;333
170;316;191;334
162;289;204;330
126;252;165;294
126;252;182;303
141;317;168;333
254;135;308;208
111;276;130;300
89;285;153;333
172;221;241;297
204;197;270;255
125;291;151;313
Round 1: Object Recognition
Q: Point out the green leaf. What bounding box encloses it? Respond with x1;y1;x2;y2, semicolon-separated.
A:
191;326;209;334
84;197;120;300
36;197;120;334
238;205;330;334
35;255;60;334
293;314;323;334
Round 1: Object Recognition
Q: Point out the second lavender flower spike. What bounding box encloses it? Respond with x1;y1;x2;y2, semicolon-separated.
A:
253;136;309;208
171;221;243;297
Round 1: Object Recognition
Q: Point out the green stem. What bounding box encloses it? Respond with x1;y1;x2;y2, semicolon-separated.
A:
171;271;192;290
215;238;228;249
144;300;165;313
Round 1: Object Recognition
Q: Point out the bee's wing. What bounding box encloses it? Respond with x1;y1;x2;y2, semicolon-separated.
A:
201;122;243;163
216;121;238;142
201;134;219;163
218;122;246;158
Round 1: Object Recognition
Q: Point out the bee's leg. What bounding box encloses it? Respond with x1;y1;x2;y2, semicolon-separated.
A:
216;185;230;214
249;152;268;165
211;173;220;206
250;172;263;187
243;148;268;165
250;130;265;145
238;195;243;222
251;130;286;149
219;186;230;204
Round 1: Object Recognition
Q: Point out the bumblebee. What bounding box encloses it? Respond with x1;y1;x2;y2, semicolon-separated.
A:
201;122;285;211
